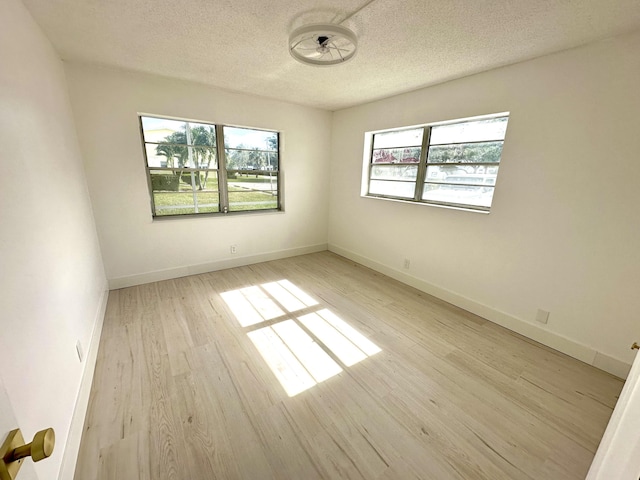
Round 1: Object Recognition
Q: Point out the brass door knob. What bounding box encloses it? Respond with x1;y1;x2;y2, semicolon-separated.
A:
0;428;55;480
633;342;639;350
10;428;54;463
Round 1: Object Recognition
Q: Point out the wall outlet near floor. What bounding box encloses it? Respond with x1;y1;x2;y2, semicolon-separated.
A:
535;309;550;324
76;340;84;362
403;258;410;269
230;244;237;254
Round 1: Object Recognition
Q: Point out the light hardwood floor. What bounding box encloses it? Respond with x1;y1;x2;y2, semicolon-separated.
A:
75;252;623;479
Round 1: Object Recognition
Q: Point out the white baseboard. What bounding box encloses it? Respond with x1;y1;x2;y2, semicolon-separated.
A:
108;243;329;289
329;244;631;380
593;352;632;379
58;283;110;480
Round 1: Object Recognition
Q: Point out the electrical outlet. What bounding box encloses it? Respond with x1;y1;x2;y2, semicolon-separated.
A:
535;309;550;324
403;258;410;269
76;340;84;362
230;245;237;254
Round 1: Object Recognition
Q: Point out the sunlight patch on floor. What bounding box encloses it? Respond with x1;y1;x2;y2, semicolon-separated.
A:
317;309;381;356
247;325;318;396
248;320;342;396
222;279;381;396
300;309;382;366
262;281;307;312
219;289;264;327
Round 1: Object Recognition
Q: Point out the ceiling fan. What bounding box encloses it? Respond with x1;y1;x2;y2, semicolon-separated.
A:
289;24;358;66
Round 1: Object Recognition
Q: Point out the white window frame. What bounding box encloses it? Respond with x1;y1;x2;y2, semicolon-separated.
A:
363;113;509;212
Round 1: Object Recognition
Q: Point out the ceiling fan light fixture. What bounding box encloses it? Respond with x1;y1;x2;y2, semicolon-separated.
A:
289;23;358;66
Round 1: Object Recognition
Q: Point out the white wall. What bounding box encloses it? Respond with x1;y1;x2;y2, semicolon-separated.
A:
329;31;640;378
64;65;332;288
0;1;108;478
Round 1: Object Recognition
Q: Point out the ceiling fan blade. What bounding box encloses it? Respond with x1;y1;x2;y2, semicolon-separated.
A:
327;43;351;53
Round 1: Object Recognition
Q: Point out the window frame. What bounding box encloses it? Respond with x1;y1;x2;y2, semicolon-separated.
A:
364;113;509;212
139;115;282;218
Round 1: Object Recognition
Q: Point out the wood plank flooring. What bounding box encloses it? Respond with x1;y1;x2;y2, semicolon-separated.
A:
74;252;623;479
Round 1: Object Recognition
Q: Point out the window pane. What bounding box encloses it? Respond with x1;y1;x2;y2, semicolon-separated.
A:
225;149;278;170
373;128;423;149
427;141;503;164
188;123;216;146
191;146;217;169
149;170;181;192
141;117;187;144
176;170;218;192
224;126;278;151
147;145;217;169
267;151;278;170
152;186;219;216
430;117;508;145
177;171;196;191
370;165;418;181
229;191;278;211
153;192;196;216
193;171;218;192
145;144;188;168
372;148;421;164
426;164;468;181
369;180;415;198
422;183;495;208
157;170;217;192
227;172;277;193
196;191;219;213
426;166;498;186
227;170;278;211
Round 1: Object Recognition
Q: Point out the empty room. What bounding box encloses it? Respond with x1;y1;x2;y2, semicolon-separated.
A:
1;0;640;479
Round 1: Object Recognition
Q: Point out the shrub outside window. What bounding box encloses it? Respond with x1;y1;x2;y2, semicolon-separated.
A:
366;114;509;211
140;115;280;217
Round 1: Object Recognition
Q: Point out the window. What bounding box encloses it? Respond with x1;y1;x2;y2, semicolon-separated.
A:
365;114;509;211
140;115;280;217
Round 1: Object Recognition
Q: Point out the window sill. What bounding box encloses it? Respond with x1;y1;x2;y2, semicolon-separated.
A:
361;194;490;214
151;208;284;222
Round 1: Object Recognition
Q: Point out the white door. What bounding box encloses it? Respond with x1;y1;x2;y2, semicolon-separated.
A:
0;376;37;480
586;348;640;480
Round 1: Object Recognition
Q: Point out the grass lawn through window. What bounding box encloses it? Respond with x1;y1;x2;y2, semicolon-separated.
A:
153;174;278;215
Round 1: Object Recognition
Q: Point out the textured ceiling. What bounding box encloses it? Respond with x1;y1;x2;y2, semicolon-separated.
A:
22;0;640;110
